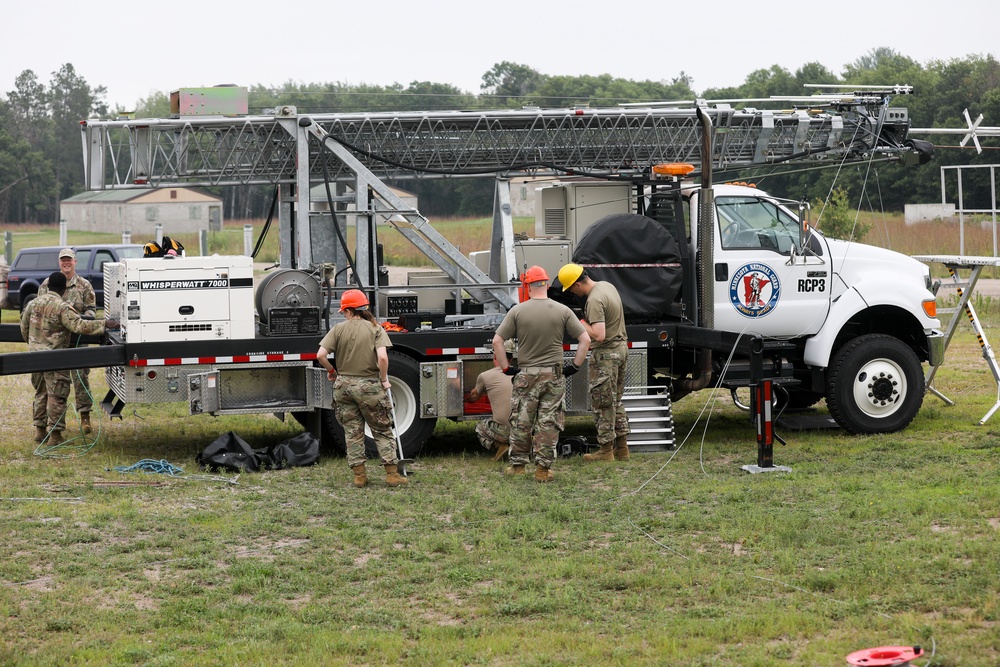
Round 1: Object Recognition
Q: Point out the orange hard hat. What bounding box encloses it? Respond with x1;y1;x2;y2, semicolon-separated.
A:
523;265;549;284
339;289;369;311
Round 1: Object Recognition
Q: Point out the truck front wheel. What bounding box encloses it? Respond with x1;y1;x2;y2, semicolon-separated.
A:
306;350;437;459
825;334;924;434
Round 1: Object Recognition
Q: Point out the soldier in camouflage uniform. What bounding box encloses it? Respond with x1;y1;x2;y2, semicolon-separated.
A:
317;289;405;488
558;263;631;461
21;272;106;446
468;339;516;460
493;266;590;483
38;248;98;434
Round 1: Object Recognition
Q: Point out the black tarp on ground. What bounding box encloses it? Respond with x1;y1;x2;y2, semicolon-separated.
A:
197;431;320;472
572;213;684;321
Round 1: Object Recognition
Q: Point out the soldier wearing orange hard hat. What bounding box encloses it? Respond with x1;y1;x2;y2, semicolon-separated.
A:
317;289;407;489
492;266;590;483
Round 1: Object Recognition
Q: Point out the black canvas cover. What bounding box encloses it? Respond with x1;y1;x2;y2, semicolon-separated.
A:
573;214;684;320
197;431;260;472
197;431;320;472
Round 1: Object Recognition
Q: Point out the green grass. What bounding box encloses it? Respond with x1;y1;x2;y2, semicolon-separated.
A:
2;212;999;663
1;318;1000;665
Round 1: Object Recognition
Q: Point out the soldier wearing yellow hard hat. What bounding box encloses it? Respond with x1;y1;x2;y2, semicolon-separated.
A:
558;263;631;462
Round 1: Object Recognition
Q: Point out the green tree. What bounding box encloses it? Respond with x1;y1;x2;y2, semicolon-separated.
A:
814;187;870;241
49;64;107;211
480;62;545;106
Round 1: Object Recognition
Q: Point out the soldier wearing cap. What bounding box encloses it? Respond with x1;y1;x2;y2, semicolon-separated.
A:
468;339;516;460
492;266;590;482
22;272;106;446
37;248;98;434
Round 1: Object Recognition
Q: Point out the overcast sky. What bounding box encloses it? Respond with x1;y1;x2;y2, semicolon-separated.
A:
3;0;998;113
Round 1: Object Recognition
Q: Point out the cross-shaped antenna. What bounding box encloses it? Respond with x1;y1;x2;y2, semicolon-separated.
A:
910;108;1000;154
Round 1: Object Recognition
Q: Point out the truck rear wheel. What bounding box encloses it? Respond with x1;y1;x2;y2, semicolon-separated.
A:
303;351;436;459
825;334;923;434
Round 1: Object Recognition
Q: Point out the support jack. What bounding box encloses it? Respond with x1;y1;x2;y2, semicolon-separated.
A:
742;378;791;474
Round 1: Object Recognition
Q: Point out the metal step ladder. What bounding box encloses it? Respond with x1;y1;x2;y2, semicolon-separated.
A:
622;386;674;453
916;255;1000;424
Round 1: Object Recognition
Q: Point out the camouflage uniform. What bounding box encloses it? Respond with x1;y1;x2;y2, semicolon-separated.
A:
508;369;564;468
39;274;97;415
497;297;585;472
589;340;630;445
584;281;630;446
320;318;397;469
475;418;510;452
333;376;398;468
471;366;512;453
20;293;105;433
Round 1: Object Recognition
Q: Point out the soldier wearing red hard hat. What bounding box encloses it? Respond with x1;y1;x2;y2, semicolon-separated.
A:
316;289;406;488
492;266;590;482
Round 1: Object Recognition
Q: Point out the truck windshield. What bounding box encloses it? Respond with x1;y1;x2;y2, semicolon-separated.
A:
716;196;799;254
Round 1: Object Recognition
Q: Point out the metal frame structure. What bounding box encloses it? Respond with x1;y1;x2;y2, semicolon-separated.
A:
938;163;1000;256
79;94;923;320
916;255;1000;424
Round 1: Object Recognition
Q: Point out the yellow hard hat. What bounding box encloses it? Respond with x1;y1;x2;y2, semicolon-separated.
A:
557;263;584;291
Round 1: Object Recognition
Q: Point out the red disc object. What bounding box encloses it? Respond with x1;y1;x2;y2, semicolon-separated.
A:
846;645;923;666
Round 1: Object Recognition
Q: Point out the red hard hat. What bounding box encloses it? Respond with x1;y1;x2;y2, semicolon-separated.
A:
339;289;369;311
523;265;549;284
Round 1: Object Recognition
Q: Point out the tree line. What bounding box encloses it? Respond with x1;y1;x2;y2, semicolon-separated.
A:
2;49;999;224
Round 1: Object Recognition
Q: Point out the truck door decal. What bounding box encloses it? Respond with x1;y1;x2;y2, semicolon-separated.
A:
729;263;780;318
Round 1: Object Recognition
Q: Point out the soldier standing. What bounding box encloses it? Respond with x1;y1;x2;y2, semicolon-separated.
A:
316;289;406;488
38;248;97;434
21;272;106;446
468;339;516;461
492;266;590;482
558;263;631;461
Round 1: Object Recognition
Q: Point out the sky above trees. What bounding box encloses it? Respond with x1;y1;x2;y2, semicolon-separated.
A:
1;0;997;110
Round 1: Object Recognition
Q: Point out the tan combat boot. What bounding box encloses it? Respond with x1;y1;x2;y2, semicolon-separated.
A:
491;444;509;461
81;412;92;435
534;466;554;483
351;464;368;488
384;464;408;487
504;464;526;477
613;435;630;461
34;426;47;444
47;430;64;447
583;441;615;462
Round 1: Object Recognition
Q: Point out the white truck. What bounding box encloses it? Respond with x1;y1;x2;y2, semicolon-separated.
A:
0;85;943;458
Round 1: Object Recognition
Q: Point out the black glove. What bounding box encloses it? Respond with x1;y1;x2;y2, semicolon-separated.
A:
503;365;519;377
562;362;580;377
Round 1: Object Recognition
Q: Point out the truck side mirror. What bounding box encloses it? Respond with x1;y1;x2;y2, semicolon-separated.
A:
797;200;812;253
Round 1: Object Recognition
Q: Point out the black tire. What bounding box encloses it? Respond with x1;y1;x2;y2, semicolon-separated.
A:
19;291;36;313
296;351;436;459
825;334;923;434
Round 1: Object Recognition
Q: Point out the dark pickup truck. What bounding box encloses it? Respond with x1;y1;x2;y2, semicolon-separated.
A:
4;244;145;311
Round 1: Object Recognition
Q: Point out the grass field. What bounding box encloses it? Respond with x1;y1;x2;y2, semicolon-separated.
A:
1;319;999;664
1;213;999;664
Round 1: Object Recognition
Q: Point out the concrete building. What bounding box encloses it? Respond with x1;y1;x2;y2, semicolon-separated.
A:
61;188;223;235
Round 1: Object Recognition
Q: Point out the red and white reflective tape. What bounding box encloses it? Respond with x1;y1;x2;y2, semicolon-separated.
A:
422;347;493;356
131;352;318;367
581;263;683;268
